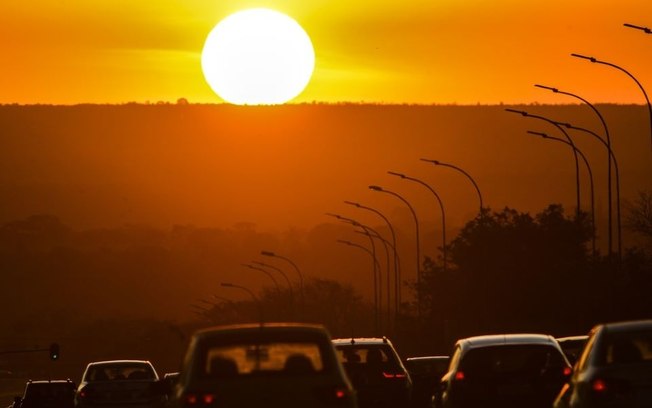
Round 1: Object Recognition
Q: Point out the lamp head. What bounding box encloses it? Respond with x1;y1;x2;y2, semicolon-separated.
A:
387;171;406;178
344;200;361;207
526;130;548;138
534;84;559;93
571;53;597;63
505;108;528;116
260;251;275;257
369;185;383;191
221;282;234;288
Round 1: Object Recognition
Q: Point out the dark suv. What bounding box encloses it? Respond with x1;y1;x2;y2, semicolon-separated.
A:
12;379;76;408
172;323;357;408
332;337;412;408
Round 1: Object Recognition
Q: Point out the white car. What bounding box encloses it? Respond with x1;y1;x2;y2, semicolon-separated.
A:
75;360;166;408
440;334;571;408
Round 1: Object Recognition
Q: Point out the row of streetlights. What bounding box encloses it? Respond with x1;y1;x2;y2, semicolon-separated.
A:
197;22;650;328
192;250;306;323
330;160;483;332
505;23;652;261
332;22;652;329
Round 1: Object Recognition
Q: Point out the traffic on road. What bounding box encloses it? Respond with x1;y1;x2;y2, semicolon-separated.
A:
3;318;651;408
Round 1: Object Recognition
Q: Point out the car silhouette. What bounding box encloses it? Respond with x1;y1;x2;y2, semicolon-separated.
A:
75;360;166;408
171;323;356;408
405;356;450;408
11;379;75;408
553;319;652;408
439;333;571;408
332;337;412;408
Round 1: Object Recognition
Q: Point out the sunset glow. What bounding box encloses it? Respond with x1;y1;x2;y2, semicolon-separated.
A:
1;1;651;105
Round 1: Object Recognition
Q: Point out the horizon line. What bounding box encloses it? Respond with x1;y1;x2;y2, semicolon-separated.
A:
1;101;648;108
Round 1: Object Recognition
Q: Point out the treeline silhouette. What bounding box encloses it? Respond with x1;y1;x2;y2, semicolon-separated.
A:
418;204;651;354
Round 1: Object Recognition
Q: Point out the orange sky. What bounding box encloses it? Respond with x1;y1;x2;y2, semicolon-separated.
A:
1;0;652;105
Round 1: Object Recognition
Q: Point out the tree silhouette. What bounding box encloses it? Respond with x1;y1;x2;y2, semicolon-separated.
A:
418;205;593;348
625;190;652;246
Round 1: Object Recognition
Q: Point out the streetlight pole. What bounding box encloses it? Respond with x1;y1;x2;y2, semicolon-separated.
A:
221;282;263;324
326;213;382;321
557;122;623;260
388;171;447;271
505;109;582;219
420;159;484;217
369;185;422;320
535;84;614;257
251;261;295;306
572;53;652;164
527;131;596;256
337;239;382;334
260;250;305;310
242;264;281;292
344;200;401;318
355;228;392;331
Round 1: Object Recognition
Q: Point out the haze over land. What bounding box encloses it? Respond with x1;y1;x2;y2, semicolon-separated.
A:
1;104;649;231
0;103;649;323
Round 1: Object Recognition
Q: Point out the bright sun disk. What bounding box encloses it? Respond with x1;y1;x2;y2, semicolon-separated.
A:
201;8;315;105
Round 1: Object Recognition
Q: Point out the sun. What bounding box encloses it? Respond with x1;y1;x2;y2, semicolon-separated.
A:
201;8;315;105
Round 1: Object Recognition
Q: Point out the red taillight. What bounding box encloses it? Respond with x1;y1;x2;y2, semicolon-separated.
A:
185;394;198;405
592;379;607;393
382;372;407;379
563;366;572;376
184;393;216;405
78;387;94;399
454;371;465;381
316;385;350;402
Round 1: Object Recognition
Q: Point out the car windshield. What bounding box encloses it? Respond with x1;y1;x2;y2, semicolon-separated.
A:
85;363;156;381
201;341;326;377
459;345;566;378
406;358;449;376
336;345;401;370
24;383;75;401
601;328;652;366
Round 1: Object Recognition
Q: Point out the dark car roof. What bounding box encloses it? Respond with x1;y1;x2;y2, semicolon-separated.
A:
456;334;559;351
599;319;652;332
556;335;589;343
193;322;330;339
332;337;393;346
406;356;449;362
87;360;153;366
27;379;74;385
